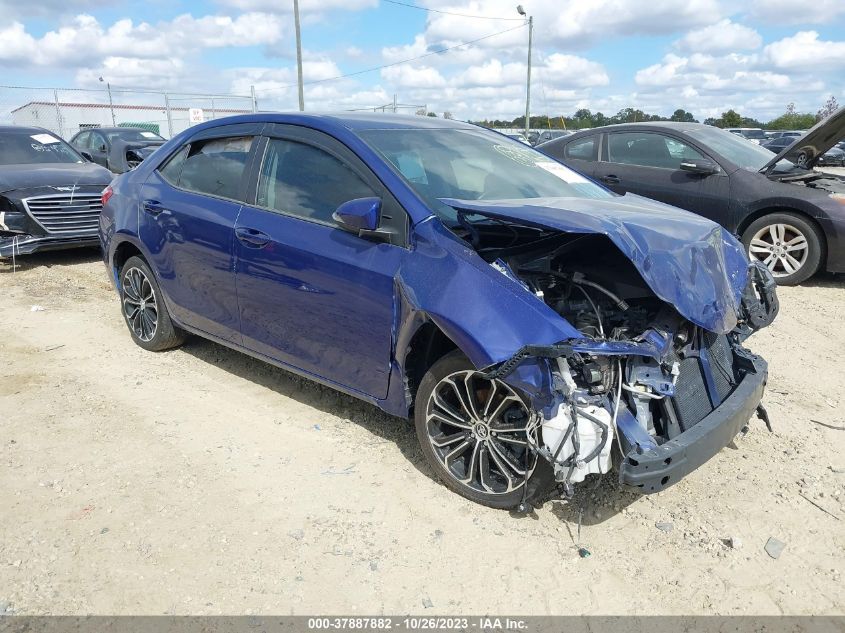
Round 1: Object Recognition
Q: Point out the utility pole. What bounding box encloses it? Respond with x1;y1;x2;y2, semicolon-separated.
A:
293;0;305;111
393;93;397;113
99;76;116;125
517;5;532;139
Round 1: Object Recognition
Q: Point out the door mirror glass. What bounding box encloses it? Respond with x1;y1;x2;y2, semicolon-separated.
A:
679;158;720;175
333;197;381;233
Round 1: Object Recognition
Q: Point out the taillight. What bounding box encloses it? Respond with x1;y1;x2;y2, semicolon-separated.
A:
101;185;114;207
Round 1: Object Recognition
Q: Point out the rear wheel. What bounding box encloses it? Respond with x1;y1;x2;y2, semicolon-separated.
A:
741;212;822;285
414;350;550;509
120;256;186;351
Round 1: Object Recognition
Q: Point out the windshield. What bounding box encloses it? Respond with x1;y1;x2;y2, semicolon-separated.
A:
359;128;613;222
0;130;84;166
104;129;164;142
742;129;767;139
686;126;794;172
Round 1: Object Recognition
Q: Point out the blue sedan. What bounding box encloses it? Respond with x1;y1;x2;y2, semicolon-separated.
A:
99;113;778;509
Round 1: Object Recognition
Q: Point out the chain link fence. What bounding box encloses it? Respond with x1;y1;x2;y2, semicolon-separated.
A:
0;85;257;140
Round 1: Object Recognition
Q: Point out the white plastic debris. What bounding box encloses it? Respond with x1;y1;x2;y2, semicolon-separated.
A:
30;305;46;312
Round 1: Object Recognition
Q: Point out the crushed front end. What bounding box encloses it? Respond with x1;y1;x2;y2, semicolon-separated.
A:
477;235;778;496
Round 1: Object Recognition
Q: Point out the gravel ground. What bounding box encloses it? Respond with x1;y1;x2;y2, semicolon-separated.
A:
1;248;843;615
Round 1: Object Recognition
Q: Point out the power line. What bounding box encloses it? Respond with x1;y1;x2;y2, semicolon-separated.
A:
382;0;523;20
257;23;527;94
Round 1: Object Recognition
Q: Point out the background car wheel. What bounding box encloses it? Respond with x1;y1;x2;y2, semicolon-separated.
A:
741;212;823;285
414;350;552;509
120;255;186;351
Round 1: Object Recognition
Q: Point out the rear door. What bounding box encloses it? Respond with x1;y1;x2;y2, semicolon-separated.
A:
592;131;729;219
138;122;263;344
234;125;407;398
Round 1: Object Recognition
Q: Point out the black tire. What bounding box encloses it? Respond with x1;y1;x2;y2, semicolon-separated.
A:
414;349;552;509
119;255;186;351
741;212;823;286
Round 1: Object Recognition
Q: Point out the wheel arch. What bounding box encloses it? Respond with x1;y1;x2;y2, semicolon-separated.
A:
401;319;459;413
111;239;146;289
737;206;827;258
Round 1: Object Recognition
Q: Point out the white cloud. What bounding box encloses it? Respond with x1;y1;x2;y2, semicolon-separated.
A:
750;0;845;24
216;0;377;13
675;19;762;54
0;13;286;68
763;31;845;70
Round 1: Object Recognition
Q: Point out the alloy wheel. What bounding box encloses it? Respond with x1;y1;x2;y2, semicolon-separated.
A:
424;370;536;495
122;267;158;342
748;223;809;278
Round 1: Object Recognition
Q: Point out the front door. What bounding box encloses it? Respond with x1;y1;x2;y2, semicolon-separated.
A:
234;129;406;399
593;131;729;221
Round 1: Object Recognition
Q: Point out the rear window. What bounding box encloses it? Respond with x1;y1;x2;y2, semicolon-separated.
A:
158;137;253;201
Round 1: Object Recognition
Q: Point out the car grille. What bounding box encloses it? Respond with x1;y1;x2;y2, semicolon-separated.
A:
23;193;103;235
668;333;737;431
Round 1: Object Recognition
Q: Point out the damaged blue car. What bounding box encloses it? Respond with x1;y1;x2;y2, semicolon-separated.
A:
99;114;779;509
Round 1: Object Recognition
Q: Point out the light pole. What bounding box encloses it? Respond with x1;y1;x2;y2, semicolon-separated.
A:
99;76;116;125
293;0;305;111
516;5;532;139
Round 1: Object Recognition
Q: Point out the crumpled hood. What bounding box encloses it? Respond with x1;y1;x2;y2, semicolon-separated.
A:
441;194;750;333
0;162;112;194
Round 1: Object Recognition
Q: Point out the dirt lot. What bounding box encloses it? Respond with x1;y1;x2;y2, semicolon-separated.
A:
1;249;843;615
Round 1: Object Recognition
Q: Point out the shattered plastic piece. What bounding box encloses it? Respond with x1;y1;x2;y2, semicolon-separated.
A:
578;547;591;558
422;598;433;609
764;537;786;559
656;522;674;533
30;305;45;312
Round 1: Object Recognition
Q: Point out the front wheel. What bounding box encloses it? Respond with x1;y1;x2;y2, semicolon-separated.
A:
120;255;186;351
414;350;551;509
741;212;823;285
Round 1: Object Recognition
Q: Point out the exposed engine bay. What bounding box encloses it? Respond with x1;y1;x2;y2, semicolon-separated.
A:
454;216;778;496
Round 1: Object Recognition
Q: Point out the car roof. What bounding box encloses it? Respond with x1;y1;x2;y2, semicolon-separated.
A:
188;112;478;133
0;124;56;135
557;122;722;138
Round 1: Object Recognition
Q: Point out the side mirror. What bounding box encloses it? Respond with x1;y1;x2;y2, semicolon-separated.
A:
80;151;93;161
98;144;107;152
333;197;381;233
679;158;720;176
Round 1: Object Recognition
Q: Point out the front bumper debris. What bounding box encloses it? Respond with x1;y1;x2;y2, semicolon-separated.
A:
617;353;767;493
0;233;100;257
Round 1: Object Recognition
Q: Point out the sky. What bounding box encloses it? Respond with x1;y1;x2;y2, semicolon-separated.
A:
1;0;844;122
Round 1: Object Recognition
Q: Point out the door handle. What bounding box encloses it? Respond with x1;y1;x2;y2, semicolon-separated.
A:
601;175;621;185
142;199;167;216
235;227;271;248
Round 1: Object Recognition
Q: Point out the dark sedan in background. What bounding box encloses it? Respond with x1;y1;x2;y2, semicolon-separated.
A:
69;127;165;173
539;113;845;284
762;135;845;167
0;125;112;258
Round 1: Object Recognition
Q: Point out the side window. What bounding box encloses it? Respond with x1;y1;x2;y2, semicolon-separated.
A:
90;133;106;151
564;136;597;161
608;132;703;169
158;145;189;186
74;131;89;147
256;138;375;225
177;136;253;201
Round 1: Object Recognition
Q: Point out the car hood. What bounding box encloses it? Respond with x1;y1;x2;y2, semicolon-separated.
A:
762;106;845;172
0;162;113;194
440;194;749;334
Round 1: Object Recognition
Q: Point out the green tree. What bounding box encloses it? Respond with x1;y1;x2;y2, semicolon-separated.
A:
720;109;743;127
670;108;697;122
